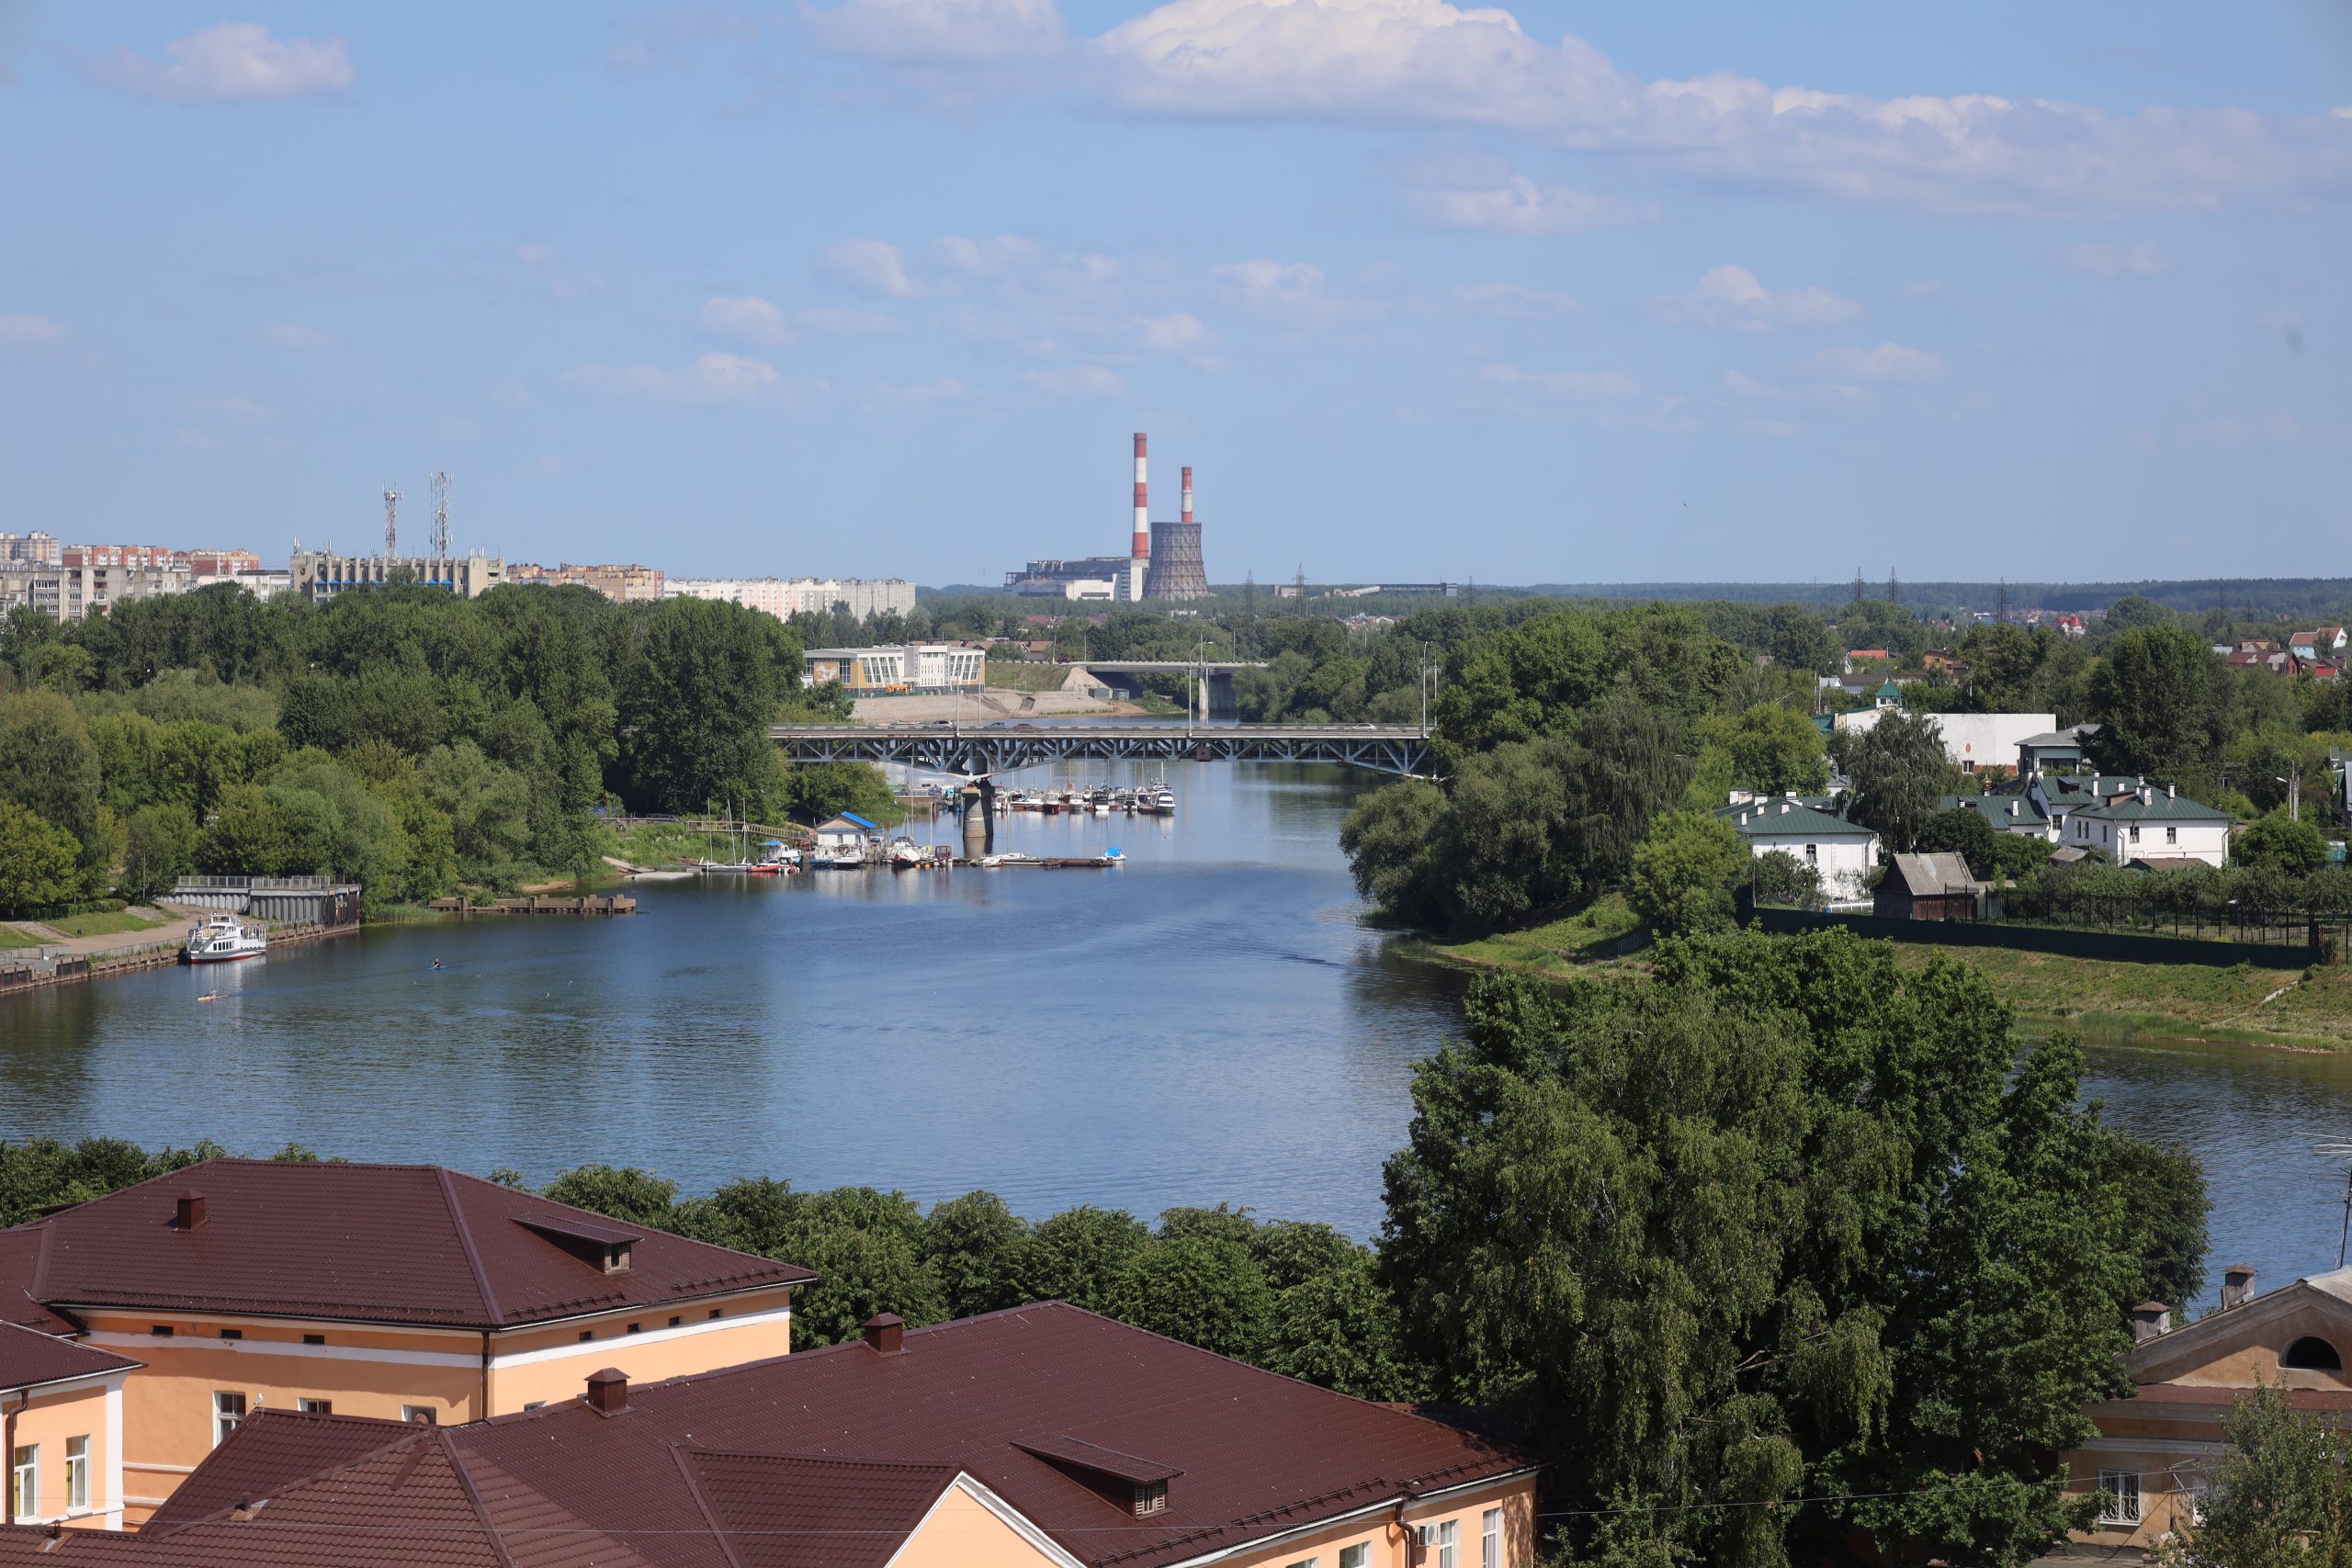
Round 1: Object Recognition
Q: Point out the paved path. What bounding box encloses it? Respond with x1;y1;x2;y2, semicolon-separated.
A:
1;907;198;963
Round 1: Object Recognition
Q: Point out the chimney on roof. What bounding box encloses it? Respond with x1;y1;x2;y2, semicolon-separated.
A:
584;1368;628;1415
175;1191;206;1231
2167;784;2177;799
862;1313;906;1355
2222;1266;2256;1311
2130;1302;2172;1343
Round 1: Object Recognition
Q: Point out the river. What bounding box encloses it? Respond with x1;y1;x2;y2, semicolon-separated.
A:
2;759;2346;1309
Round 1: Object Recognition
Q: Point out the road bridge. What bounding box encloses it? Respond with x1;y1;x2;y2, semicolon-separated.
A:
770;722;1431;780
1069;660;1264;718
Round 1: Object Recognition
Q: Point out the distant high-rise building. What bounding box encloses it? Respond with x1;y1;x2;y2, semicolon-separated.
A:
508;561;667;604
291;549;505;604
0;531;61;567
664;577;915;621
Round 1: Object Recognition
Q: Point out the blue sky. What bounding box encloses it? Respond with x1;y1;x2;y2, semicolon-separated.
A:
1;2;2346;585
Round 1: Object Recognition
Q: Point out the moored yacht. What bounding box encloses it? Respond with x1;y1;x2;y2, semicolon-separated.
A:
184;913;266;964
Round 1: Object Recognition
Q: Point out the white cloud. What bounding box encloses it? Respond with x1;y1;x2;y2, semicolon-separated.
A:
85;23;354;103
1021;364;1126;397
1721;369;1782;400
867;377;970;407
805;0;1064;64
818;240;927;299
563;352;779;403
259;322;338;350
1648;265;1863;331
797;307;904;334
1480;362;1638;400
1211;258;1376;329
1136;310;1226;370
1453;281;1580;318
0;313;65;345
1083;0;2352;215
198;396;275;423
1802;342;1944;383
931;233;1043;276
2055;240;2169;276
701;295;795;346
1410;175;1649;234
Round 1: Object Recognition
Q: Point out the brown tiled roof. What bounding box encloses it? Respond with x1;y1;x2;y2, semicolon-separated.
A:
0;1317;138;1393
145;1410;437;1534
0;1303;1532;1568
0;1160;812;1329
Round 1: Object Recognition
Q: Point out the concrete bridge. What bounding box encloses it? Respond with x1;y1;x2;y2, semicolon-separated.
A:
769;722;1431;780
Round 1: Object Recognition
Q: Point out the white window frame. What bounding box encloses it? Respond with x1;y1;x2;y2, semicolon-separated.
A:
10;1443;35;1520
1484;1506;1502;1568
297;1397;334;1415
2097;1470;2142;1527
2166;826;2177;845
1340;1547;1371;1568
212;1391;245;1447
401;1404;438;1426
64;1436;88;1513
1416;1520;1460;1568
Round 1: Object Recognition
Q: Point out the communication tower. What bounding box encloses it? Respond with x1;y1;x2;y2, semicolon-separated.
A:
430;472;452;558
382;486;401;558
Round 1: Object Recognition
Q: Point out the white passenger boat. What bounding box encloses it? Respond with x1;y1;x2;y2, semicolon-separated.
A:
184;913;266;964
1153;783;1176;814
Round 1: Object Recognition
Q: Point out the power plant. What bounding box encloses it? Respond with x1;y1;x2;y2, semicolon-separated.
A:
1005;432;1212;601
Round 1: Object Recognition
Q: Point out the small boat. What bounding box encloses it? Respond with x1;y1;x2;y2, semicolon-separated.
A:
978;852;1038;868
1153;783;1176;815
196;992;224;1003
185;913;266;964
886;837;929;868
696;859;752;874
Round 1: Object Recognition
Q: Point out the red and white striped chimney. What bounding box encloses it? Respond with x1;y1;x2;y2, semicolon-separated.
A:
1131;433;1149;560
1181;467;1193;525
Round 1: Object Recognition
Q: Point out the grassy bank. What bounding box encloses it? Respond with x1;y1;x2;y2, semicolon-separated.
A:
0;925;47;949
1403;896;2352;1052
43;909;166;939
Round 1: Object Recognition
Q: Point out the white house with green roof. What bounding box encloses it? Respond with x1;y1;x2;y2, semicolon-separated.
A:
2062;784;2234;868
1716;795;1883;904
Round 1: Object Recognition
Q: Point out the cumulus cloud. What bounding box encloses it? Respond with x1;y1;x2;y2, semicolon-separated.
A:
931;233;1044;276
563;352;779;403
805;0;1064;64
818;240;927;299
0;313;65;345
1648;265;1863;331
1136;310;1226;370
259;322;338;350
1081;0;2352;215
1021;363;1126;397
85;22;354;103
1409;175;1650;234
1454;281;1580;318
797;307;904;334
1802;342;1944;383
701;295;795;345
1721;369;1782;400
197;395;275;423
1480;362;1638;400
2055;239;2169;276
1211;258;1376;329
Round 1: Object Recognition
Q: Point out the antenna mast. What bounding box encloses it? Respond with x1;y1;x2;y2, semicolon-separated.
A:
430;472;451;558
382;485;402;558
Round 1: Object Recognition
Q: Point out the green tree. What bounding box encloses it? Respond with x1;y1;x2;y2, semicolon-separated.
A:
1013;1205;1149;1312
196;782;290;875
1747;848;1825;909
684;1180;944;1347
1627;811;1748;934
1915;807;2000;878
1340;779;1449;927
421;740;534;881
119;803;199;901
2088;626;2224;786
1108;1233;1276;1362
922;1190;1032;1317
1380;935;2193;1567
1714;703;1830;795
540;1164;680;1228
2237;810;2329;874
1264;1251;1427;1400
0;800;83;911
1846;710;1949;853
618;596;798;818
2154;1384;2352;1568
0;690;105;887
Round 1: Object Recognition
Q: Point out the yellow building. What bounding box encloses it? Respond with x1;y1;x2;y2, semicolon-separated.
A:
2;1322;138;1531
0;1160;811;1524
0;1304;1537;1567
2064;1264;2348;1554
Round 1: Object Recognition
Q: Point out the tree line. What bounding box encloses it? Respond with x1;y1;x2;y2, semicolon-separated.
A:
0;584;883;913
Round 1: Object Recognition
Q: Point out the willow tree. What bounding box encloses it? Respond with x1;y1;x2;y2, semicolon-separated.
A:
1378;930;2207;1568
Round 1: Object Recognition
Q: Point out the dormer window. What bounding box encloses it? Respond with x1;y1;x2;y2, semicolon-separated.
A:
1135;1481;1167;1517
605;1242;633;1275
2283;1336;2344;1371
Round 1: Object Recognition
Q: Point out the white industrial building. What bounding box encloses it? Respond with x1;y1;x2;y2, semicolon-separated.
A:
803;643;982;694
1835;704;2058;775
666;577;915;621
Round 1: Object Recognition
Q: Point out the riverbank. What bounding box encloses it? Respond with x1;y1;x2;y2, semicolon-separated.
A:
1402;898;2352;1053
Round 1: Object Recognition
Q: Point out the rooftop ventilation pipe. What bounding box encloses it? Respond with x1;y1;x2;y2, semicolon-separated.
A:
2222;1266;2256;1311
584;1368;629;1415
2130;1302;2172;1342
862;1313;906;1354
176;1192;206;1231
